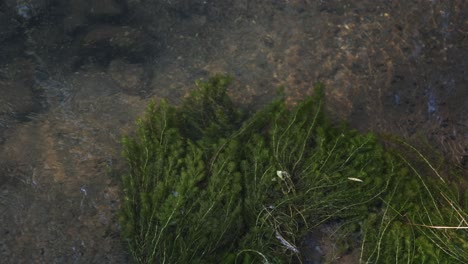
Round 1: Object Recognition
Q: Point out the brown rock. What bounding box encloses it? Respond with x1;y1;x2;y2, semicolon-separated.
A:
108;59;145;93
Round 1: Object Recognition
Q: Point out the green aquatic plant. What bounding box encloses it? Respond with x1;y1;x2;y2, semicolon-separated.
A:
119;75;467;263
120;76;244;263
360;139;468;263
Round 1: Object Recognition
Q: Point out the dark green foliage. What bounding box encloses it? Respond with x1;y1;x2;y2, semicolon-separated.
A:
178;75;244;143
120;77;244;263
120;75;467;263
360;143;468;263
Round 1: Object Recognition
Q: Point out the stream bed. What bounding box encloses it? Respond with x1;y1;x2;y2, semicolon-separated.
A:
0;1;466;263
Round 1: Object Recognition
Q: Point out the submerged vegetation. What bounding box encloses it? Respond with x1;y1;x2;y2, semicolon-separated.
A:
119;75;467;263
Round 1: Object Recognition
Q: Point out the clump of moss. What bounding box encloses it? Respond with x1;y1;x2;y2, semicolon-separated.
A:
119;75;467;263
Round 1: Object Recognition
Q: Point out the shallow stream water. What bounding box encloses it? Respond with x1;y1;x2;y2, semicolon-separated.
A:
0;1;466;263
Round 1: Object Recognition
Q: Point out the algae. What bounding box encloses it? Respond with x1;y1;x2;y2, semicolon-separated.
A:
119;75;467;263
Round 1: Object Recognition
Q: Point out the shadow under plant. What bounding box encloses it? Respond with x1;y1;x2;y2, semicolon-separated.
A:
119;76;467;263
